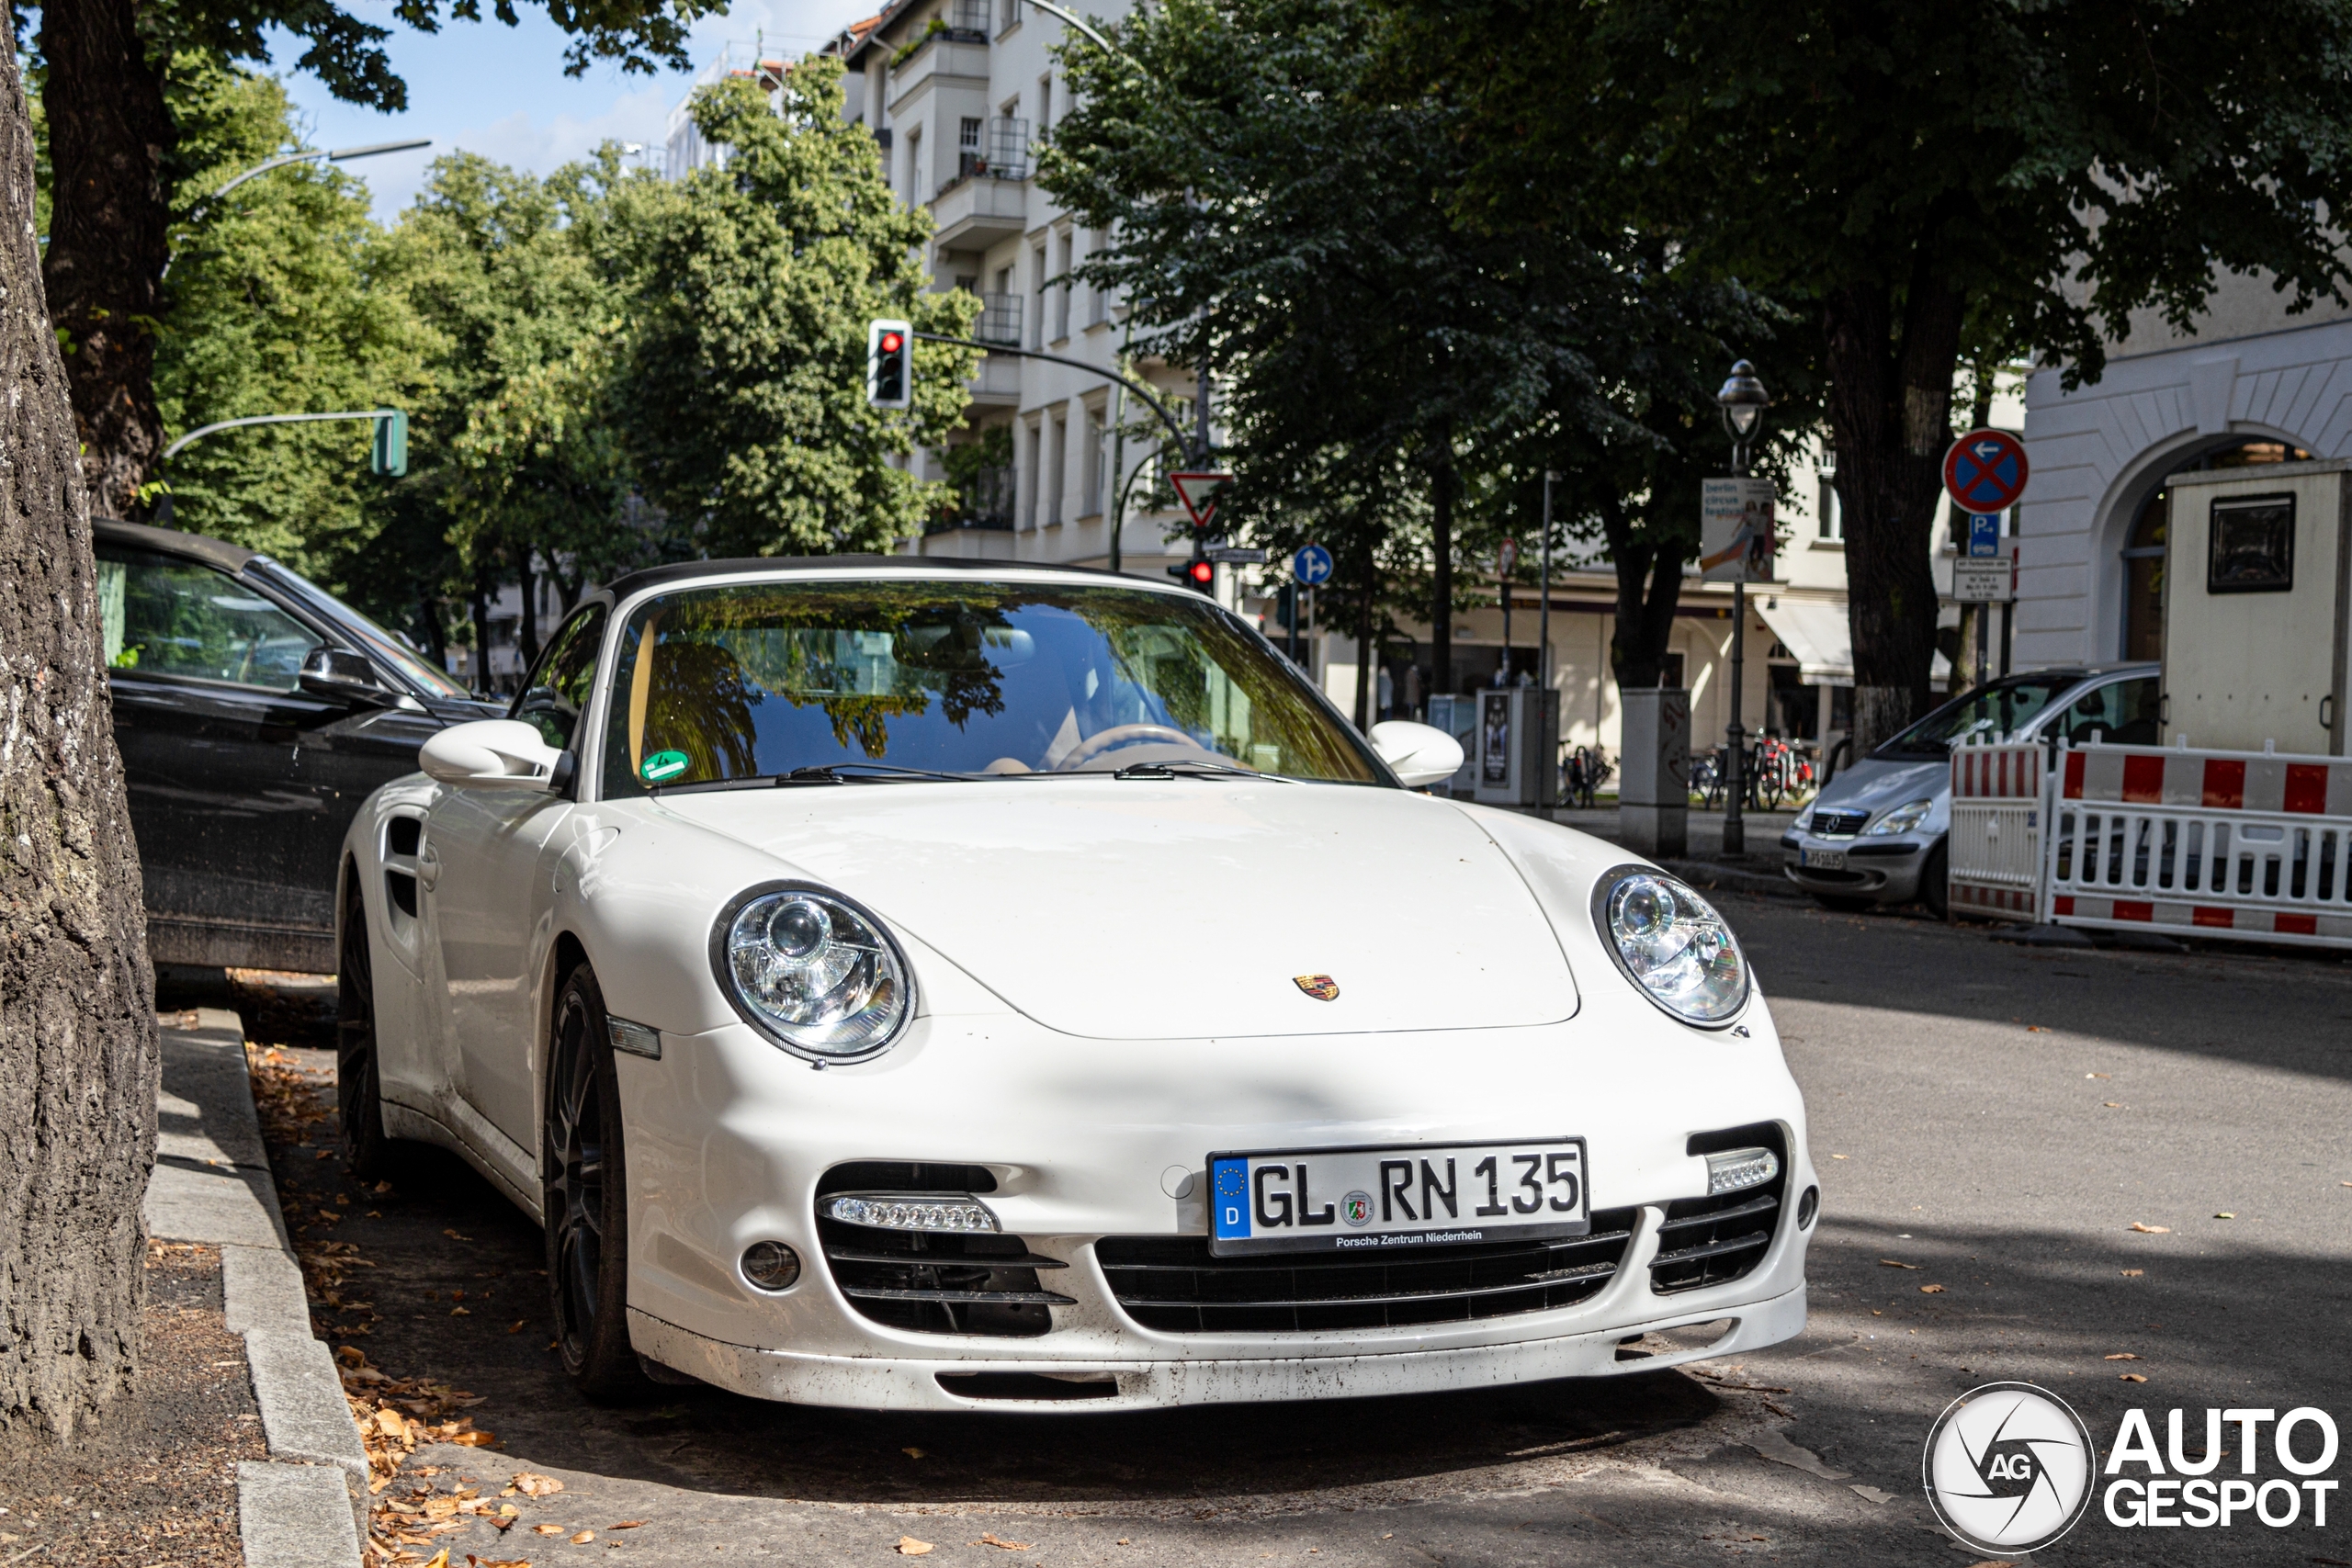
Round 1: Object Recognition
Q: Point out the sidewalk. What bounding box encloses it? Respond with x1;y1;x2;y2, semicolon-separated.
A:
146;1009;368;1568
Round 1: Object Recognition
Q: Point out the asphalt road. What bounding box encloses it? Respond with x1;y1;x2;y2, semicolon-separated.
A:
242;898;2352;1567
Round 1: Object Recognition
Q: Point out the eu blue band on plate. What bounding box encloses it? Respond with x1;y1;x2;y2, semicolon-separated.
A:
1211;1157;1250;1242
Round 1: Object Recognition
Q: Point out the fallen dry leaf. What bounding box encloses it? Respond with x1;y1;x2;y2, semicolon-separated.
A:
2120;1372;2149;1382
1879;1259;1919;1269
422;1550;451;1568
2106;1353;2140;1361
898;1538;935;1557
508;1320;526;1335
976;1534;1034;1551
1829;1154;1849;1160
450;1431;497;1447
467;1560;532;1568
571;1530;594;1544
611;1521;644;1529
2121;1269;2145;1277
514;1472;565;1497
2086;1072;2110;1078
902;1447;925;1459
2128;1223;2170;1234
1920;1284;1945;1294
452;1306;472;1316
2214;1212;2235;1220
533;1523;566;1535
2103;1102;2122;1109
446;1229;474;1241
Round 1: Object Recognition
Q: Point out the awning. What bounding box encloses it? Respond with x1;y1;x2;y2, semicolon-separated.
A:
1754;598;1951;686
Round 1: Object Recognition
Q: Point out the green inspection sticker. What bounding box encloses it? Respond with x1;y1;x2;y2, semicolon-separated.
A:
641;750;690;784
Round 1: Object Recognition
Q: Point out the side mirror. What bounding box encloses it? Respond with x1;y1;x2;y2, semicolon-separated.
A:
1370;720;1464;790
299;646;390;705
419;719;564;791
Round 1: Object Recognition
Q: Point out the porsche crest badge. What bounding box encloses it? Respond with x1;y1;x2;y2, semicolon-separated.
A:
1292;975;1340;1001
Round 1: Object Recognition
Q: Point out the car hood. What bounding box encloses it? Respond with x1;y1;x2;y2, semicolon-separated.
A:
653;781;1580;1040
1813;755;1949;822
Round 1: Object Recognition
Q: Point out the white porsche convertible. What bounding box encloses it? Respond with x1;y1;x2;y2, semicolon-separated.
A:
336;557;1816;1411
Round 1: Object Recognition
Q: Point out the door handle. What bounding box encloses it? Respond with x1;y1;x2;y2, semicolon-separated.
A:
417;845;442;890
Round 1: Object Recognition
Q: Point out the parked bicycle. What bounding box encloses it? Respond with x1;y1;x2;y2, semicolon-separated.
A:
1560;745;1612;808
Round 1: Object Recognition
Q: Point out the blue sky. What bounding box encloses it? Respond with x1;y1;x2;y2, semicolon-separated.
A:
271;0;877;221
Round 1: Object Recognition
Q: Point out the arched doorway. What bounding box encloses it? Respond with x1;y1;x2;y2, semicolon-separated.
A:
2120;438;2310;662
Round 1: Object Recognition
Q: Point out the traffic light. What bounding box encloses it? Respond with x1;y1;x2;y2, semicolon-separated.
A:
369;410;408;477
867;319;912;409
1167;553;1213;593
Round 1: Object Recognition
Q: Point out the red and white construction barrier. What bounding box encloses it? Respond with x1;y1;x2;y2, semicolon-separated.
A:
2043;739;2352;947
1949;738;2043;919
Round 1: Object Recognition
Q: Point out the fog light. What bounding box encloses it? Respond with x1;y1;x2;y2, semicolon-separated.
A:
741;1240;801;1292
1705;1146;1781;1195
1795;1184;1819;1229
823;1193;999;1233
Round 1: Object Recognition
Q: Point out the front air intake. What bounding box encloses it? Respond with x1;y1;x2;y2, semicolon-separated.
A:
814;1162;1069;1337
1650;1124;1788;1295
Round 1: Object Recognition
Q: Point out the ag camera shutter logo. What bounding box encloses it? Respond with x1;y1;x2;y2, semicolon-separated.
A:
1923;1382;2097;1553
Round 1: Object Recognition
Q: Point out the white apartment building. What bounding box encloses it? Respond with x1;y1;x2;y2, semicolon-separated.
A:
2018;274;2352;671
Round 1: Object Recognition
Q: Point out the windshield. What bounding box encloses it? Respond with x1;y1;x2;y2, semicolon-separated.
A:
1872;675;2077;758
598;579;1382;795
250;561;473;700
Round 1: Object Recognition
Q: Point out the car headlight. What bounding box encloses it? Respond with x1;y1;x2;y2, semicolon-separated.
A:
1589;866;1749;1027
1792;805;1815;831
1865;797;1934;836
710;884;914;1061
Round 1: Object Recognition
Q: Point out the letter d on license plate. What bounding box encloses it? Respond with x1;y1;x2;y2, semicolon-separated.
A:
1206;1138;1589;1258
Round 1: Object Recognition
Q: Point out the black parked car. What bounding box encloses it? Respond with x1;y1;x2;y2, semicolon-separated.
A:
97;519;498;973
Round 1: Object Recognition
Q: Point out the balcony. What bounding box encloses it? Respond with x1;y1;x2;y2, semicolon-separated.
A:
931;177;1028;252
974;292;1022;348
888;35;989;107
927;466;1015;535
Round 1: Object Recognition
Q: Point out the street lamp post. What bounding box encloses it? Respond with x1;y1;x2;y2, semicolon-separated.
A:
1715;359;1770;858
165;140;431;278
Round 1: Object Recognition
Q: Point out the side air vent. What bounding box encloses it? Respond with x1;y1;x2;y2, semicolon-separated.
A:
1650;1123;1787;1295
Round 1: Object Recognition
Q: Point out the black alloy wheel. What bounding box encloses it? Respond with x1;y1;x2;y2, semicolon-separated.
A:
544;964;651;1402
337;874;396;1179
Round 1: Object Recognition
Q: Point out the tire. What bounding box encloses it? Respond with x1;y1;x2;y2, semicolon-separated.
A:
336;874;398;1180
544;964;654;1403
1921;841;1951;920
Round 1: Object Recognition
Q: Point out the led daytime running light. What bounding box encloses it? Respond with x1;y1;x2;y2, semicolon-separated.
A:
1706;1146;1781;1195
823;1193;999;1234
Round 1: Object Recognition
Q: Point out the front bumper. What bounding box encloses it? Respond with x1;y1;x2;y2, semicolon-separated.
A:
1781;833;1937;901
613;987;1817;1410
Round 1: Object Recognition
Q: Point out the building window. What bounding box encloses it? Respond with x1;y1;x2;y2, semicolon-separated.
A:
1046;415;1068;527
1052;231;1073;341
905;126;923;200
1081;404;1104;514
1037;73;1052;140
1083;230;1106;327
1023;422;1042;529
1817;479;1842;540
1030;245;1047;348
958;117;981;181
1000;0;1020;33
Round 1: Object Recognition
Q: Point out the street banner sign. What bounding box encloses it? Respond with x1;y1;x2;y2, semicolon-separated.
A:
1170;471;1235;532
1700;477;1778;583
1967;512;2001;558
1944;428;2029;514
1208;547;1266;564
1293;543;1333;584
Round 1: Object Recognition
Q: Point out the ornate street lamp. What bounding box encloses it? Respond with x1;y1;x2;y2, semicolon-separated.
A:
1714;359;1771;855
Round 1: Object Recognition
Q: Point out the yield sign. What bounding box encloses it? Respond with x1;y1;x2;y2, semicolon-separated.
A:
1169;471;1235;532
1942;428;2029;514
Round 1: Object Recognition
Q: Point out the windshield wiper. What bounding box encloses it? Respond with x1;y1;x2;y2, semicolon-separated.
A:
654;762;978;795
1108;758;1288;782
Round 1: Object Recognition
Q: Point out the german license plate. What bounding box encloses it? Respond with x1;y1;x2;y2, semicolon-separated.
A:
1802;845;1847;870
1206;1139;1588;1258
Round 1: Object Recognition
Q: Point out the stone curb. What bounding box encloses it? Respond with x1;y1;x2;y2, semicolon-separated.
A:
148;1007;368;1565
1657;857;1811;902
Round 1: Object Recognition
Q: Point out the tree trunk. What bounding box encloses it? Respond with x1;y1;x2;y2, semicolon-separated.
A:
38;0;172;518
1352;535;1374;731
0;42;158;1439
416;594;448;672
1598;495;1687;690
516;550;541;668
1823;270;1963;752
1430;451;1454;702
469;572;495;696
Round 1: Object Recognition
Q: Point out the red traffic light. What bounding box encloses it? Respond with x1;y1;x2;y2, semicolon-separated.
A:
1187;558;1215;586
879;331;904;353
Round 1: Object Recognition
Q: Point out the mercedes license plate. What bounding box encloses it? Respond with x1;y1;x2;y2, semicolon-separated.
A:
1206;1139;1588;1258
1802;846;1847;870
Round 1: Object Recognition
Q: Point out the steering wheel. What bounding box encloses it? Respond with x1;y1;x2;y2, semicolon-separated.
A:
1052;723;1209;771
